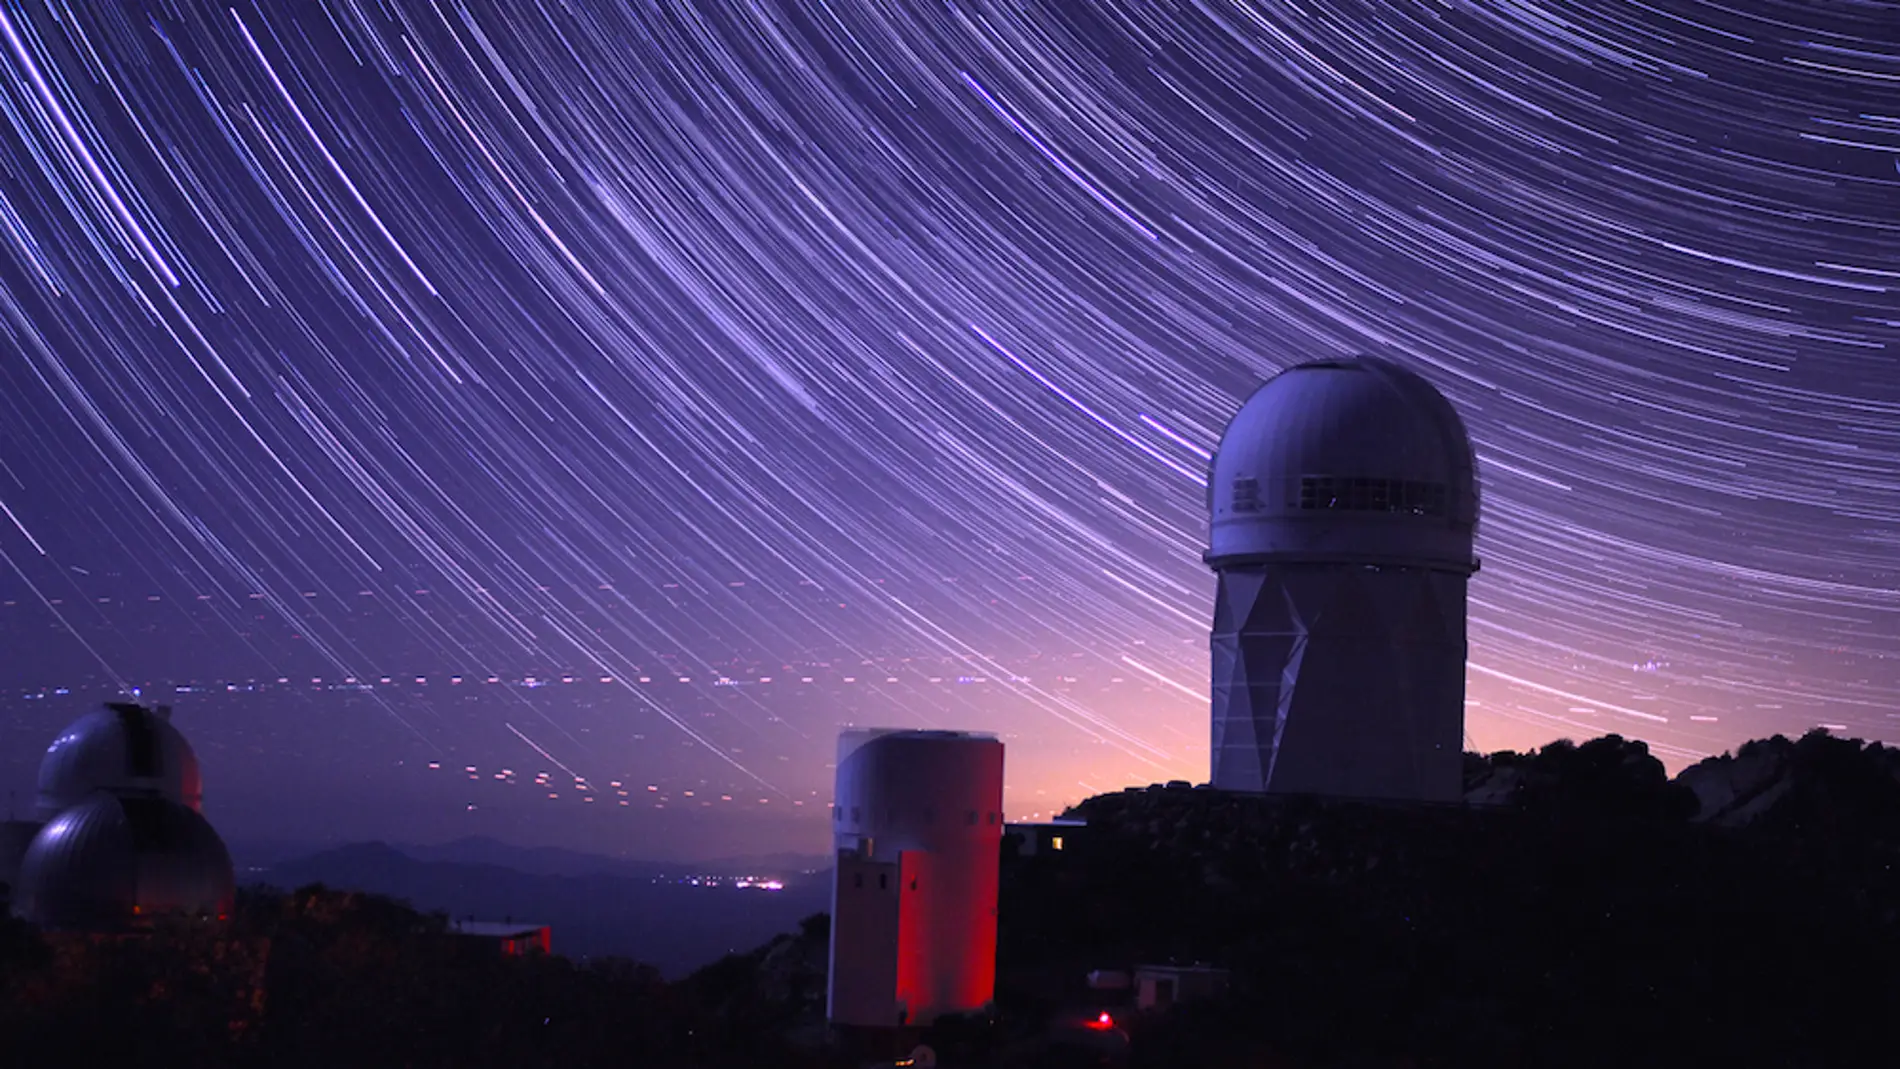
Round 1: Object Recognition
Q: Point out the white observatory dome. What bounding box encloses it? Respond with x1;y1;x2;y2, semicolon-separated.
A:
1206;355;1479;572
14;792;234;932
35;703;204;820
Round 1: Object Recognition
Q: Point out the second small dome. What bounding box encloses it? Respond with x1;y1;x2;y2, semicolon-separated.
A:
36;702;204;820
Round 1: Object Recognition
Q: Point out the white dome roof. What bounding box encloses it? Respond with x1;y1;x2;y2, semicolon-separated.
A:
1206;356;1479;570
15;792;233;932
35;703;203;820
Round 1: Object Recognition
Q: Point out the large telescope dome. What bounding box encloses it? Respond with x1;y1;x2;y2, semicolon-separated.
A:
35;702;204;820
1206;355;1479;573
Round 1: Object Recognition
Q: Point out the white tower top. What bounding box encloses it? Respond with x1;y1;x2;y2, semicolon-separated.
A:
1205;355;1479;573
833;728;1001;854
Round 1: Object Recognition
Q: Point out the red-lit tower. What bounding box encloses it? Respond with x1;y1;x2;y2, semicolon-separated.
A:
827;729;1005;1029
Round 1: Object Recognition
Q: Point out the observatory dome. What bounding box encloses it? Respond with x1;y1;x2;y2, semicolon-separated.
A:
35;702;203;820
1206;355;1479;571
14;792;234;932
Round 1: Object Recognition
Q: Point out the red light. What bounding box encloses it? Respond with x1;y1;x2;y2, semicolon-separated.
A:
1091;1012;1113;1030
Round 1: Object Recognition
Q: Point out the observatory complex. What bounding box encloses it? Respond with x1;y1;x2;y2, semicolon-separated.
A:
1205;355;1480;802
2;701;235;932
828;728;1005;1030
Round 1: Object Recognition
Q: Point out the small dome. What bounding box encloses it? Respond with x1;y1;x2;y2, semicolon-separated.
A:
15;792;234;932
36;702;203;820
1206;356;1479;571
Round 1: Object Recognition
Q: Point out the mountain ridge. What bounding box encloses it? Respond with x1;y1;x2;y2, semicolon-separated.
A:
259;839;830;978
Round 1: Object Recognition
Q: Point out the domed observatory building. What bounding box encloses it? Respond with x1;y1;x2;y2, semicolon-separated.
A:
12;701;233;931
36;702;204;819
1205;356;1480;802
15;792;234;931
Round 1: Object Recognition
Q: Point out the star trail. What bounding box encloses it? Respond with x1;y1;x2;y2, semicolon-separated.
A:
0;1;1894;835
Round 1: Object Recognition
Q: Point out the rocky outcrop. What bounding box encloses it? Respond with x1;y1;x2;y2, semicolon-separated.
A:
1677;738;1800;826
1676;730;1900;833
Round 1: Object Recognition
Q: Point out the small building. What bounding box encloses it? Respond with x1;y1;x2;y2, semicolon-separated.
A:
1004;818;1085;857
1133;964;1229;1011
450;920;551;957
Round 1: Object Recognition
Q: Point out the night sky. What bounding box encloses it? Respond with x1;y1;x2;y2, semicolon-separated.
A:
0;2;1894;858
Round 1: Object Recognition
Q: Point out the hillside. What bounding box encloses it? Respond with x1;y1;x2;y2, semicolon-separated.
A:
0;883;831;1069
263;841;829;978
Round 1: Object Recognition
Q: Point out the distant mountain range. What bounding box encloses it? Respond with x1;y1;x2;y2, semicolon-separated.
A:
391;836;828;880
258;839;831;978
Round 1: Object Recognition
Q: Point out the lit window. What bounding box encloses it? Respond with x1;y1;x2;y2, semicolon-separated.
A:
1051;836;1064;851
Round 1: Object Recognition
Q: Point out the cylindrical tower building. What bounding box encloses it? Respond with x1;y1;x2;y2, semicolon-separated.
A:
1205;355;1480;802
828;729;1005;1029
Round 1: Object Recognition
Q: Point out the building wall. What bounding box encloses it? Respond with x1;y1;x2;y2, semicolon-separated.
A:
892;841;1001;1022
1134;967;1229;1010
1005;821;1083;857
500;927;551;956
1210;564;1466;802
828;851;903;1026
893;848;930;1024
